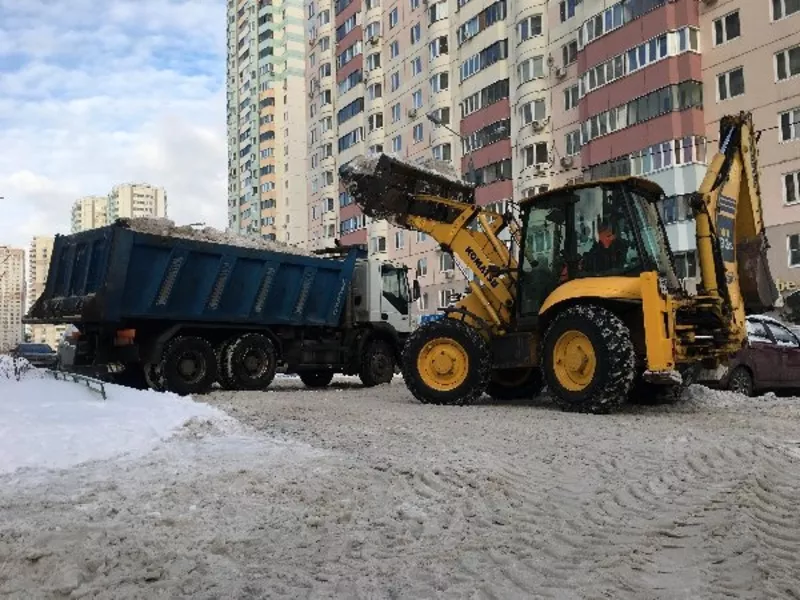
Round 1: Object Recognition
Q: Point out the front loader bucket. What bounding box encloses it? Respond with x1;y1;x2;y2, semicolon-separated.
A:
738;233;780;313
339;153;475;224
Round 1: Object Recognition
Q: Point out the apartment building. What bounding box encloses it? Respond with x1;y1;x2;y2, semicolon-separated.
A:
0;246;25;352
227;0;309;247
27;236;64;349
699;0;800;295
70;195;108;233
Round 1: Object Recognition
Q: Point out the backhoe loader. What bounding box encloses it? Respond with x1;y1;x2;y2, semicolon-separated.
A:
339;112;779;413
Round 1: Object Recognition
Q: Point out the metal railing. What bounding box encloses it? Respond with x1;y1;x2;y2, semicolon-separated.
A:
47;369;107;400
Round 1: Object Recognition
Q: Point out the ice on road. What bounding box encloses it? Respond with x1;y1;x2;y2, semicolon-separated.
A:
1;374;800;599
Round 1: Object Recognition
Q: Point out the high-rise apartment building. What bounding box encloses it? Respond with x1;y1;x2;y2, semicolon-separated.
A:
27;236;65;349
71;195;108;233
226;0;309;246
304;0;800;314
0;246;25;352
70;184;167;233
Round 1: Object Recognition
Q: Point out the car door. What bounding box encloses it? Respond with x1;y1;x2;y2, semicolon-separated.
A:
744;319;781;389
762;321;800;387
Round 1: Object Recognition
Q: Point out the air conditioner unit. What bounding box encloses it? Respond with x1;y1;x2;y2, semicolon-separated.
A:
368;35;379;45
443;270;455;280
560;156;574;168
554;66;566;79
531;120;544;132
534;164;547;176
408;108;418;118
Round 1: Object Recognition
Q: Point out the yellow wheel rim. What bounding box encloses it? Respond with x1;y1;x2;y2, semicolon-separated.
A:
417;337;470;392
552;330;596;392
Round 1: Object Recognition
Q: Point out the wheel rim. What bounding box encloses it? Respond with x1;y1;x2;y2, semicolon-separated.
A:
731;371;749;394
242;348;269;377
552;330;596;392
177;352;204;383
417;337;469;392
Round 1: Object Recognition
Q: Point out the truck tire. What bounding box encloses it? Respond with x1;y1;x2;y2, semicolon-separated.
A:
225;333;278;390
299;369;334;388
401;318;491;406
144;362;166;392
486;367;543;401
541;304;635;414
215;338;237;390
159;336;218;396
359;338;396;387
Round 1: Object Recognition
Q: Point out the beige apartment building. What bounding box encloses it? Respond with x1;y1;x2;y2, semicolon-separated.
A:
70;184;167;233
226;0;309;247
27;236;65;349
0;246;25;352
71;195;108;233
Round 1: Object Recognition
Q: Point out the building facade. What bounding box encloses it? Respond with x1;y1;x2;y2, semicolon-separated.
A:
0;246;25;352
226;0;309;247
302;0;799;315
70;195;108;233
70;184;167;234
27;236;65;350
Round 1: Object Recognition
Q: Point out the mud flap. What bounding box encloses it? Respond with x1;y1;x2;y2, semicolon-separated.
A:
738;234;779;313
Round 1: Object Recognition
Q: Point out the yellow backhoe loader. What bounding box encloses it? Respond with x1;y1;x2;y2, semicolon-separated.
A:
339;112;779;413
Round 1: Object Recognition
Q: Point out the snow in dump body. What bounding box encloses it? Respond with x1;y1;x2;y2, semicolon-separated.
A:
0;365;231;475
346;152;471;186
122;217;314;257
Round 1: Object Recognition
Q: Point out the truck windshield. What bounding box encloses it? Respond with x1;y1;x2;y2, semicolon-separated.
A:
381;266;410;315
627;187;681;289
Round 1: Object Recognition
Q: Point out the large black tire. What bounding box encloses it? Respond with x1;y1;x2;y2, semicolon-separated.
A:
401;318;491;406
541;304;636;414
727;366;754;397
359;338;396;387
299;369;335;388
486;367;543;401
144;362;166;392
225;333;278;390
215;338;237;390
159;336;218;396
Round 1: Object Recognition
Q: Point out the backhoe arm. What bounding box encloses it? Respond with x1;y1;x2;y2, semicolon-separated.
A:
340;154;519;333
692;112;779;345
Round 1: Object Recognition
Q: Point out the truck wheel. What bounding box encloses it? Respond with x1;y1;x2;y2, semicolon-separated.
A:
159;336;218;396
299;369;334;388
225;334;278;390
541;304;635;414
144;362;166;392
401;318;490;406
216;338;237;390
486;367;543;401
359;338;396;387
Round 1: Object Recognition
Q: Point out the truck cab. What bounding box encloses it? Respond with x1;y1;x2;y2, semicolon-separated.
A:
350;258;413;336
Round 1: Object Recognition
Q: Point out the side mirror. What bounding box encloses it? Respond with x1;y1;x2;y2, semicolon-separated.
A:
412;279;421;300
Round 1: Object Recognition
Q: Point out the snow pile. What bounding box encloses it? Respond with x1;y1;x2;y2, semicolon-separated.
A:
0;354;43;382
346;152;470;186
0;376;233;475
122;217;313;256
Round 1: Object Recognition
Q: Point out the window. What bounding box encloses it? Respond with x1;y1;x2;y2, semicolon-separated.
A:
368;83;382;99
460;40;509;81
417;231;428;243
411;56;423;75
564;85;579;111
775;45;800;81
411;22;421;44
430;72;449;93
559;0;578;22
391;103;401;122
337;97;364;124
765;322;800;347
439;252;455;271
518;56;544;83
784;170;800;204
416;257;428;276
462;119;510;153
717;67;744;101
390;40;400;58
524;142;548;166
713;11;740;46
520;98;546;124
517;14;542;41
790;234;800;267
418;292;429;311
461;78;509;117
413;123;424;142
318;9;330;25
366;52;381;70
319;63;331;78
389;7;398;27
336;15;357;41
565;130;581;156
364;20;380;38
371;236;387;252
773;0;800;20
780;108;800;142
429;36;448;60
412;89;423;108
392;135;402;152
428;1;448;23
410;0;419;9
432;106;450;125
394;231;405;248
562;40;578;65
368;112;383;131
336;40;362;68
337;127;364;152
432;143;452;161
390;71;400;91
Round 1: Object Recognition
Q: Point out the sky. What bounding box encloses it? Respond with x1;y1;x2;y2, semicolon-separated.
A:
0;0;228;248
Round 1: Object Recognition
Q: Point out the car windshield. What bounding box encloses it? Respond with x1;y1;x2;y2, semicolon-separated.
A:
18;343;53;353
627;186;681;289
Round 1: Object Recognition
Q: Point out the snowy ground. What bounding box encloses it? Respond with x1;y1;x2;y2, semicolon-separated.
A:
1;365;800;599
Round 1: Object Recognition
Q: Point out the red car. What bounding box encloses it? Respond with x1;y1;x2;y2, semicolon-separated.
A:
707;315;800;397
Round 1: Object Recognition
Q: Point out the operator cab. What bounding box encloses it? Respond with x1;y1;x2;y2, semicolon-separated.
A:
516;178;681;318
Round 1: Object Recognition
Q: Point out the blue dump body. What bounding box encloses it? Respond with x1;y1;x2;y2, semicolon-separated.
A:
28;223;360;328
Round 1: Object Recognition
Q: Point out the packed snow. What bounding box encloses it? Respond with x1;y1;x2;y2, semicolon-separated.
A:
0;360;231;475
123;217;314;256
346;152;470;186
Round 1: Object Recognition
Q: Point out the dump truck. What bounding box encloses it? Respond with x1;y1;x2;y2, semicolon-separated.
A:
339;111;779;413
24;219;415;395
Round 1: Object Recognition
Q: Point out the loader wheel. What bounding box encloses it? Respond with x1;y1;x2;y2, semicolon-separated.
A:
226;333;278;390
215;338;237;390
159;336;218;396
359;338;396;387
299;369;335;388
727;366;753;397
486;367;543;401
401;318;491;406
541;304;635;414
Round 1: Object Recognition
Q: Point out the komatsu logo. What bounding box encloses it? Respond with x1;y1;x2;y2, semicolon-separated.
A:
465;246;499;288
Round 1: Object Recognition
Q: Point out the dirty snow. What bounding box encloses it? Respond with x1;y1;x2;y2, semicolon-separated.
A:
346;152;471;187
2;375;800;598
123;217;314;256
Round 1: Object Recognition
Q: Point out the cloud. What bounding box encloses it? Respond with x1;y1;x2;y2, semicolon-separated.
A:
0;0;228;248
